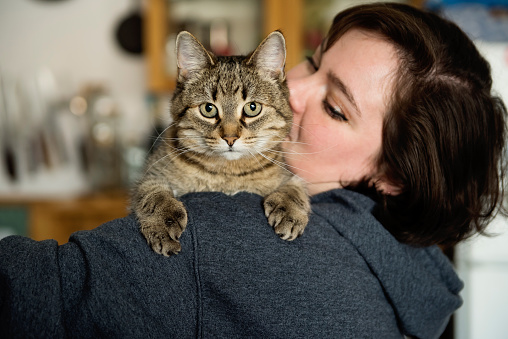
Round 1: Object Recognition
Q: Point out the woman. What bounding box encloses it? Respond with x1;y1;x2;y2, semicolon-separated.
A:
284;3;507;247
0;3;505;338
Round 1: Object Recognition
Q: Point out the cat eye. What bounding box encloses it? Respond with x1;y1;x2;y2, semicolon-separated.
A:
243;102;262;117
199;103;218;118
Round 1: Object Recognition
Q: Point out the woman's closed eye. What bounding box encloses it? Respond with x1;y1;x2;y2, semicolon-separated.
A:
306;56;318;72
306;56;348;122
323;100;348;122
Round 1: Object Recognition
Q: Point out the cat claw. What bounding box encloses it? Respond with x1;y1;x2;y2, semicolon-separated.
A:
264;192;309;241
148;233;182;256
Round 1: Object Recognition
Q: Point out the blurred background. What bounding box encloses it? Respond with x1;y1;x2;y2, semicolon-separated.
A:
0;0;507;338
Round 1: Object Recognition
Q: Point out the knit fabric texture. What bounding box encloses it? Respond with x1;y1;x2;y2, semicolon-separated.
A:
0;189;463;338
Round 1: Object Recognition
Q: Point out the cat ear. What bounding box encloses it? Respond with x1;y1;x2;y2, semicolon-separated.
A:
248;31;286;80
176;31;215;81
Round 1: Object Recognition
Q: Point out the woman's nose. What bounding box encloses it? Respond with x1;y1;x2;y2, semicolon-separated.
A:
287;74;321;116
287;77;306;115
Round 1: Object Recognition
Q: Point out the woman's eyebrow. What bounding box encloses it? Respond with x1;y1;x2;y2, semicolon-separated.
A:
327;71;361;116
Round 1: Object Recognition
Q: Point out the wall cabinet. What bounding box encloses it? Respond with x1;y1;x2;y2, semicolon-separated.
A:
145;0;422;93
145;0;303;93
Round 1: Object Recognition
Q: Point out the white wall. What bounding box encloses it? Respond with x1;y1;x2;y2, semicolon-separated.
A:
455;41;508;339
455;215;508;339
0;0;149;137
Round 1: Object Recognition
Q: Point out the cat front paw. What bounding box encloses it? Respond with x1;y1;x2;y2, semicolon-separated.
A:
138;195;188;256
263;190;310;241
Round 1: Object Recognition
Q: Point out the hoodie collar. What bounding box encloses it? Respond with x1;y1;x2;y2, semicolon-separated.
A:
311;189;463;338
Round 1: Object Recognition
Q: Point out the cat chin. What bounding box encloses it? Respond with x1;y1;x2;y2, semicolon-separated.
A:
221;151;246;161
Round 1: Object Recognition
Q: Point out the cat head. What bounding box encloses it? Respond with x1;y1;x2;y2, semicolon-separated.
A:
169;30;292;161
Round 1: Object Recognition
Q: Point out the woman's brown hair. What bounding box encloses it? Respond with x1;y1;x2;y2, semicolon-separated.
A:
326;3;507;247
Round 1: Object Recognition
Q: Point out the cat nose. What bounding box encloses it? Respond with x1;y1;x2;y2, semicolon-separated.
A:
222;136;239;147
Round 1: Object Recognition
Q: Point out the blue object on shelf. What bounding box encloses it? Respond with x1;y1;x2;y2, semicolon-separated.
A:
426;0;508;7
0;206;29;239
425;1;508;42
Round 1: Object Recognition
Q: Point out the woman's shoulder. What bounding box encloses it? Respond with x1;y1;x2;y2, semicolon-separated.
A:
61;190;463;338
174;191;400;336
177;190;460;337
311;189;463;337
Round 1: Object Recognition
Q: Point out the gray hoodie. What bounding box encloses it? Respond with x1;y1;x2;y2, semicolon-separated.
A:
0;189;463;338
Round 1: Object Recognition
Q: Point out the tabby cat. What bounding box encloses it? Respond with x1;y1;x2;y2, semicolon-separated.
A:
131;31;310;256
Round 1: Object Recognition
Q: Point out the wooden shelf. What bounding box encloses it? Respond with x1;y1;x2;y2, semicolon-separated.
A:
145;0;304;93
145;0;422;94
0;190;129;244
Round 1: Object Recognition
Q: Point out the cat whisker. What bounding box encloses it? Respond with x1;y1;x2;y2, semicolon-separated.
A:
247;149;267;171
256;151;288;172
262;159;311;184
256;148;304;161
256;133;312;146
254;149;310;179
147;126;206;151
143;144;203;178
161;136;203;141
143;153;173;177
257;146;315;159
164;138;205;152
287;121;325;140
281;140;312;146
256;148;314;177
147;122;178;153
261;135;342;155
251;137;316;161
284;124;345;151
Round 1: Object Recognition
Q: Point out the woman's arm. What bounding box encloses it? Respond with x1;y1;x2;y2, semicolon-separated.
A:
0;190;461;338
0;237;65;338
0;215;199;338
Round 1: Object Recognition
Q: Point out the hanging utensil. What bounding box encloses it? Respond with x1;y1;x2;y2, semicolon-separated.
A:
0;73;18;182
115;0;143;55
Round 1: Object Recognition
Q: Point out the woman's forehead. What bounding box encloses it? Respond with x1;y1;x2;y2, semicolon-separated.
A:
323;29;399;119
